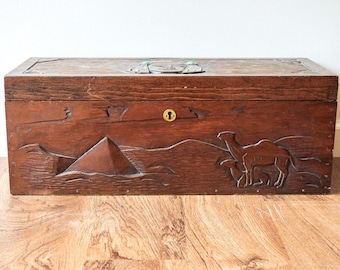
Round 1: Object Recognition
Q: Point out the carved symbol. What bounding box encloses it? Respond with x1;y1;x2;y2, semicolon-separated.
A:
128;60;205;74
220;159;246;188
104;105;129;122
64;137;138;175
218;131;294;188
220;159;274;188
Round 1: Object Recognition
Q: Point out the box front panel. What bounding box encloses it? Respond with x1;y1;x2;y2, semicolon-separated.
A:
6;100;336;195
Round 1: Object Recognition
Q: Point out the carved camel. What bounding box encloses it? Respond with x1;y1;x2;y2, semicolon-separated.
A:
220;159;270;188
220;159;245;188
218;131;293;188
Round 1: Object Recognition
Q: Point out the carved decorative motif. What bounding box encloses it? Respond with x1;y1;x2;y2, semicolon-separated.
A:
18;131;322;191
128;60;205;74
217;131;320;189
63;137;138;175
218;131;294;188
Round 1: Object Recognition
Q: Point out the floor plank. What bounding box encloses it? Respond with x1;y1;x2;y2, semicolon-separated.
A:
183;196;289;269
0;157;339;269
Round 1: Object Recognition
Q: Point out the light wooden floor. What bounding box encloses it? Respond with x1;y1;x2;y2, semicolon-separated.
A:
0;157;339;270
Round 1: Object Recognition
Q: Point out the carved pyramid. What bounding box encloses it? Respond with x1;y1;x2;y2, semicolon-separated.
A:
65;137;138;175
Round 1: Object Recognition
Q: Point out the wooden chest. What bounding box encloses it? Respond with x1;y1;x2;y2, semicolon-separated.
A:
5;58;338;195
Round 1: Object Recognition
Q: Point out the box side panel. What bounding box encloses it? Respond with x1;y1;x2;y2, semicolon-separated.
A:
5;76;338;101
6;100;336;195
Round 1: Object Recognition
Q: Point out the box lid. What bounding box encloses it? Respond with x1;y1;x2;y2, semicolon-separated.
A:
5;58;338;101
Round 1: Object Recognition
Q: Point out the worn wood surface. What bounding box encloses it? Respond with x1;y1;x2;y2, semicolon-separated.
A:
5;58;338;195
7;58;333;75
0;157;339;269
5;58;338;101
6;100;336;195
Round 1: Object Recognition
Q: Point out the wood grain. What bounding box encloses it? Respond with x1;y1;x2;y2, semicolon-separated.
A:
6;100;336;195
6;75;337;102
5;58;337;102
0;157;339;269
4;58;338;196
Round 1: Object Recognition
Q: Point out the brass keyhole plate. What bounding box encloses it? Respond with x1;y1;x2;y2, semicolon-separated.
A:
163;109;176;122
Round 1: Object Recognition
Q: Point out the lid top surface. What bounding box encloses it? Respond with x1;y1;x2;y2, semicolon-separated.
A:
8;58;334;77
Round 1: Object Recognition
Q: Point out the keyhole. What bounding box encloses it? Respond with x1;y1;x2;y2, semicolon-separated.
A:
163;109;176;122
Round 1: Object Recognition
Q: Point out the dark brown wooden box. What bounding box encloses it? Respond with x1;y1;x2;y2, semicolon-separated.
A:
5;58;338;195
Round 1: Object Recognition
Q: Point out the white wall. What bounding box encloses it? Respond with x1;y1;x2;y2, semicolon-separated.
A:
1;0;340;157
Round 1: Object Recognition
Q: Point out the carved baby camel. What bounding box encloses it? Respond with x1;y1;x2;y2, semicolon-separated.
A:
220;159;271;188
